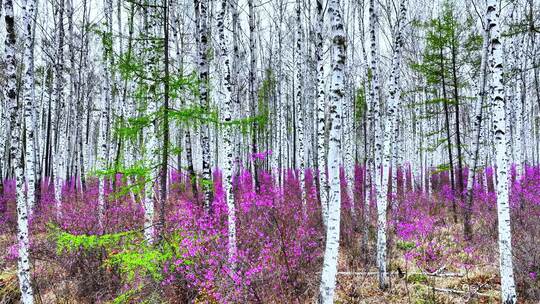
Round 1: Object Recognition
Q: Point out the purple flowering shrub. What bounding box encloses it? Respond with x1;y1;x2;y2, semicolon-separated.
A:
1;164;540;302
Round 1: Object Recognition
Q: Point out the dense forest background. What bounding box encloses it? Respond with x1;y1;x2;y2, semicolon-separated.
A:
1;0;539;302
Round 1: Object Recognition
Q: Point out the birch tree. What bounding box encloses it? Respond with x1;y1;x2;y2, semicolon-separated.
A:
376;0;407;290
294;0;306;211
53;0;67;217
195;0;213;210
368;0;387;290
486;0;517;302
318;0;345;301
23;0;37;213
216;0;237;265
5;0;35;300
465;14;490;241
315;0;328;227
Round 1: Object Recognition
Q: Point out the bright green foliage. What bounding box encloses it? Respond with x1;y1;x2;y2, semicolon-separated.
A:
52;225;193;284
53;225;140;254
91;161;151;197
104;234;192;282
117;51;145;80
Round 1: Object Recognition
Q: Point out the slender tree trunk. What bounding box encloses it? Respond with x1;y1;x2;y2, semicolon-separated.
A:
23;0;37;213
369;0;388;290
160;0;170;239
377;0;406;290
438;29;457;223
464;20;489;241
294;0;306;212
53;0;67;219
195;0;213;211
451;27;464;221
487;1;517;302
315;0;328;227
248;0;259;190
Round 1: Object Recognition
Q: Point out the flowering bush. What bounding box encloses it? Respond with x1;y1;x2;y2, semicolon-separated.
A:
1;164;540;302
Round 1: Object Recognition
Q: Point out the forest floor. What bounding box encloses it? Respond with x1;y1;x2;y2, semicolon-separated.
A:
0;228;527;304
333;251;502;303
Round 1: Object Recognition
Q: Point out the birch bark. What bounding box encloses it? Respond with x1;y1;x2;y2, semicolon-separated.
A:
486;1;517;302
23;0;37;212
319;0;345;301
217;0;237;265
315;0;328;227
5;0;35;300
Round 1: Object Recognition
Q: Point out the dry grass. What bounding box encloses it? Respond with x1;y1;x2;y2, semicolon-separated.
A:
0;268;19;304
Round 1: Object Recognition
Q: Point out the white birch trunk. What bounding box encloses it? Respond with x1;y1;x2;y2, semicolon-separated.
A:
315;0;328;227
217;0;237;265
97;0;113;227
5;0;35;300
23;0;37;213
466;21;489;196
486;1;517;302
53;0;67;218
295;0;306;212
369;0;387;290
196;0;213;210
319;0;345;301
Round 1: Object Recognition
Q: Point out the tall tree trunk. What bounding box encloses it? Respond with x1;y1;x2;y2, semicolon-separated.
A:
142;3;159;243
195;0;213;211
319;0;345;301
160;0;170;239
377;0;406;290
23;0;37;213
451;24;464;223
315;0;328;227
217;0;237;266
486;1;517;302
369;0;387;290
464;18;489;241
248;0;259;190
53;0;66;219
294;0;306;212
5;0;35;300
